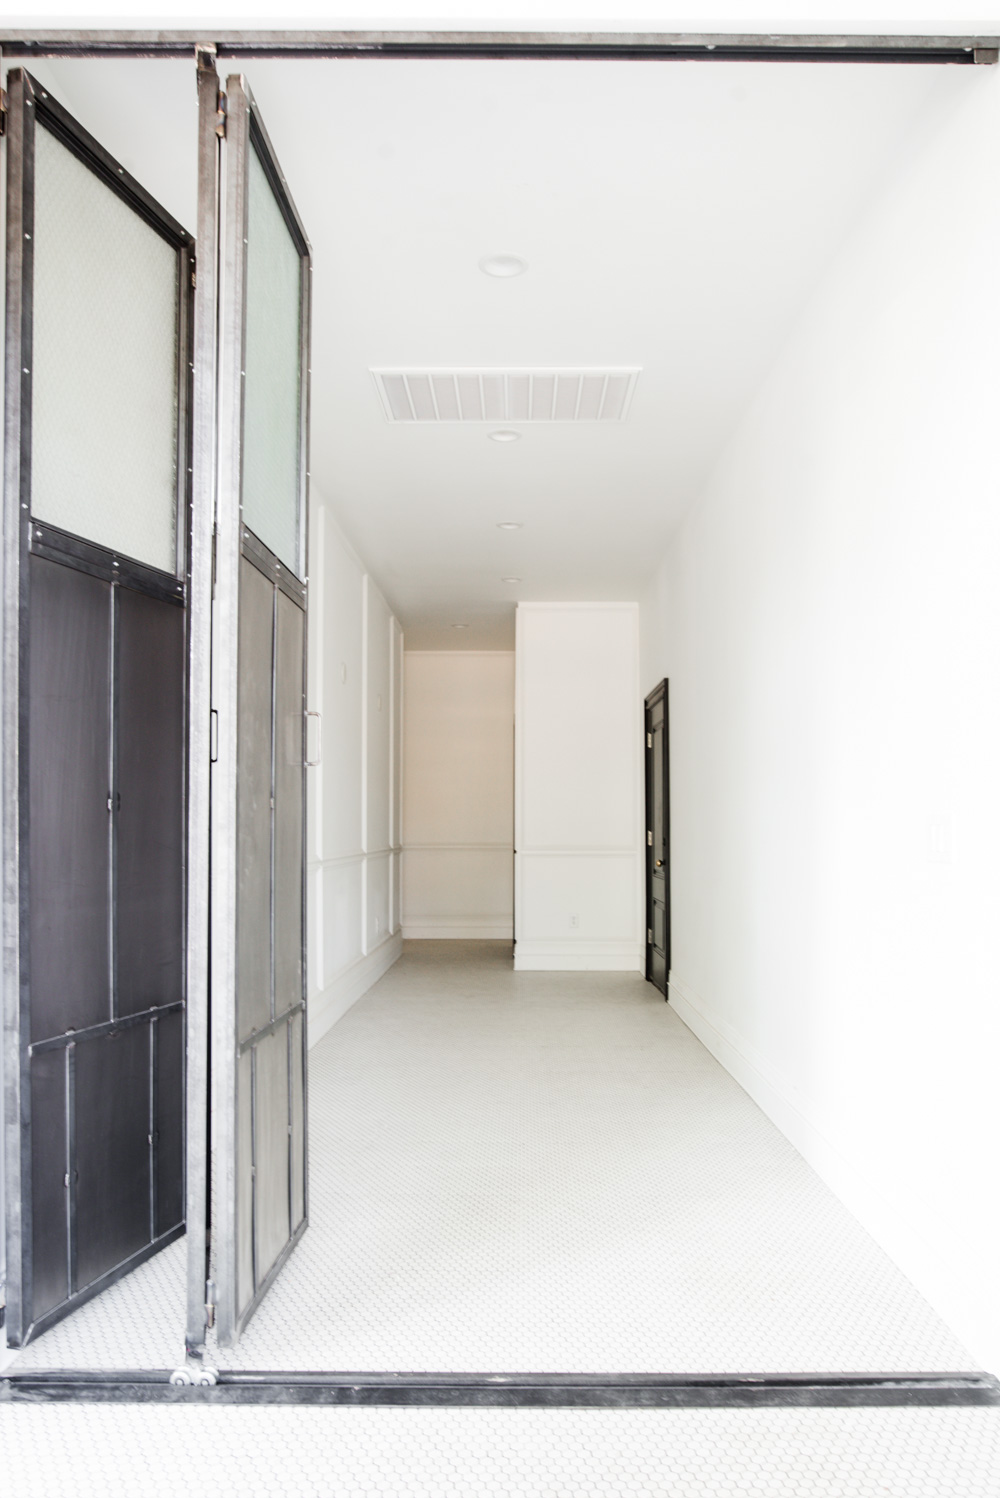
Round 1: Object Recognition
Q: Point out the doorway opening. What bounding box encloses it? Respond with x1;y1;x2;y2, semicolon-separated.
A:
2;28;999;1407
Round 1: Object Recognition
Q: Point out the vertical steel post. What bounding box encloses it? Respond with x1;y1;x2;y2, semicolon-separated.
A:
210;70;250;1350
2;67;32;1349
184;45;222;1359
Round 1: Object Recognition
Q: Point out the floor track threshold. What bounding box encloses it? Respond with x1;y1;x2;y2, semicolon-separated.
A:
3;1369;998;1408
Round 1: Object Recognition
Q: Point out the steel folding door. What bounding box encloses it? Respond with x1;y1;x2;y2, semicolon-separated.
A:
2;71;193;1346
186;63;311;1352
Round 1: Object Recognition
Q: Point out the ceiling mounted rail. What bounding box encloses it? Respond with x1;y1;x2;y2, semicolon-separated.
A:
0;31;996;64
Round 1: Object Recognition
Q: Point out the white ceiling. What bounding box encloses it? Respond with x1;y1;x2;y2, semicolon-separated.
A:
25;52;973;647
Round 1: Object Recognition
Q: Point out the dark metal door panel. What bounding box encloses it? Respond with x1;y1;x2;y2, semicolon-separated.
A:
274;590;304;1014
236;557;275;1042
29;1050;69;1320
236;1048;255;1316
225;566;307;1338
116;587;185;1017
28;556;112;1042
253;1025;291;1284
3;72;193;1348
289;1009;305;1233
652;719;664;847
153;1010;185;1238
74;1026;152;1289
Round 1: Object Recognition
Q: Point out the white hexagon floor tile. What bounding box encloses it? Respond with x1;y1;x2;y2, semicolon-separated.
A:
8;941;979;1376
1;1406;999;1498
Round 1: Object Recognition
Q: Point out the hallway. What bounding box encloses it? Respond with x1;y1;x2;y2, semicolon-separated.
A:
10;942;974;1376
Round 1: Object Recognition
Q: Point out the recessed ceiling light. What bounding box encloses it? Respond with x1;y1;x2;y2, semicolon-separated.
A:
479;254;527;278
496;522;523;530
502;577;521;584
489;430;520;443
452;623;468;630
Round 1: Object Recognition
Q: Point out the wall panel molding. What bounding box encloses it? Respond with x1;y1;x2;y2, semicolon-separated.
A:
514;850;631;862
405;841;512;853
513;940;641;971
402;652;514;936
307;497;402;1029
403;917;512;940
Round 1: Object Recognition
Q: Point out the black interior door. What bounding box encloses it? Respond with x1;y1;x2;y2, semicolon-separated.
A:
645;680;670;996
3;71;193;1346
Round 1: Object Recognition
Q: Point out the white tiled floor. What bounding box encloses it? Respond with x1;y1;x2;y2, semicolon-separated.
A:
10;941;978;1375
3;1403;1000;1498
6;942;998;1496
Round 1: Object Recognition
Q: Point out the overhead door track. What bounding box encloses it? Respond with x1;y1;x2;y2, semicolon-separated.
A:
0;30;997;65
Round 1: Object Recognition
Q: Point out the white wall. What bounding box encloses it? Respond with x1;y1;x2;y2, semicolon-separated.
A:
402;651;514;939
514;603;642;971
640;71;1000;1371
307;495;403;1043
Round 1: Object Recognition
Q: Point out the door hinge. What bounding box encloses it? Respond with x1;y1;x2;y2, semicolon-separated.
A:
648;928;653;944
647;830;653;846
205;1279;216;1329
647;732;653;748
0;88;8;139
215;91;227;139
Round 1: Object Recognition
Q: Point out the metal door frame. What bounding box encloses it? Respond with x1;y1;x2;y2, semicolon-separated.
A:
183;45;221;1364
1;68;194;1346
197;64;312;1353
2;26;995;1402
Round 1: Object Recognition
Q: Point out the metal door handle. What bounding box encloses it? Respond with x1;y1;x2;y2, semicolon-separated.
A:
305;710;322;767
655;860;663;868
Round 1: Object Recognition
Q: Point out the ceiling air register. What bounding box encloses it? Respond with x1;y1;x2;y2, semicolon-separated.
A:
372;368;640;423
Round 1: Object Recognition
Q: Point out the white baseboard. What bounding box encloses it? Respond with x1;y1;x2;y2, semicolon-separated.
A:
403;918;512;940
308;932;403;1047
513;940;643;972
668;973;1000;1375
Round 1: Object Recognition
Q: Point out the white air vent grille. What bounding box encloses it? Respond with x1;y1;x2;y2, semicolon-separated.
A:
372;368;640;424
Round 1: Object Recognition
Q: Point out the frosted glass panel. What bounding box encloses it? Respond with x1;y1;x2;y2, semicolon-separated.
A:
242;145;302;577
31;125;179;574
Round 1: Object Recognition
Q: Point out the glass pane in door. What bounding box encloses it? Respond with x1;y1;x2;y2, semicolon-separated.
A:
242;144;302;576
31;124;180;573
